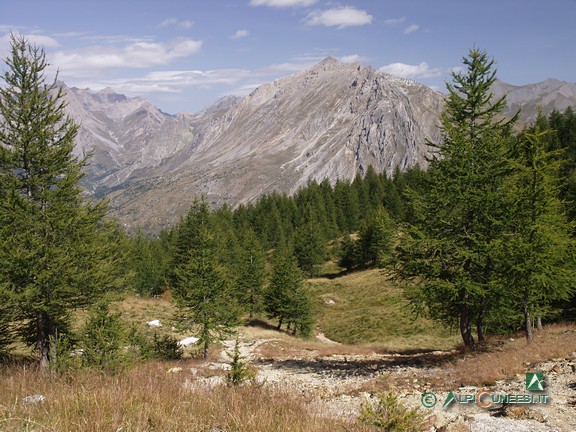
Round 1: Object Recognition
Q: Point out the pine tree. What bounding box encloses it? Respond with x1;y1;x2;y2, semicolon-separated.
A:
501;127;576;342
173;226;238;358
396;49;517;350
0;290;14;358
81;300;126;373
264;242;313;333
0;35;123;367
334;179;359;232
170;196;212;284
235;227;266;320
338;233;358;271
130;230;169;296
357;206;395;267
293;205;327;276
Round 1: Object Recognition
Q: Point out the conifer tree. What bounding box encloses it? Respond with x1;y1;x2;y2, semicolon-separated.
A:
502;127;576;342
334;179;359;232
264;242;313;334
0;35;123;367
0;291;13;358
235;227;266;320
338;233;358;271
170;196;212;281
173;226;238;358
357;206;395;267
81;300;126;373
396;49;516;350
130;230;169;296
293;205;327;276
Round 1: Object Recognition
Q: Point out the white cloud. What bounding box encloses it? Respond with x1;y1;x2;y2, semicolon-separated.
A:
227;82;263;97
158;18;193;29
0;32;60;49
0;32;60;61
384;17;406;26
305;6;373;29
231;29;249;40
76;68;254;96
250;0;317;7
263;60;318;74
49;38;203;76
339;54;368;64
404;24;419;34
379;62;442;79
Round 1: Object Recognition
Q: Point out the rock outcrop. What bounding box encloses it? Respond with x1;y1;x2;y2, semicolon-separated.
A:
61;59;576;232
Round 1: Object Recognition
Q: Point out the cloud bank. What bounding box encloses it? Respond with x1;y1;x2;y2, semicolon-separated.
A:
305;6;373;28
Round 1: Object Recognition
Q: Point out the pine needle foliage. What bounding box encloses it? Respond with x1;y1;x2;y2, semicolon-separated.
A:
395;49;518;350
0;34;123;367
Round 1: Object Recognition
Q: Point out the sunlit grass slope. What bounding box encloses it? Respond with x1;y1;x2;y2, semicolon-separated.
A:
307;267;461;351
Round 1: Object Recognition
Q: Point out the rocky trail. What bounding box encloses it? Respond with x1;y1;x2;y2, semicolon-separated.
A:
185;332;576;432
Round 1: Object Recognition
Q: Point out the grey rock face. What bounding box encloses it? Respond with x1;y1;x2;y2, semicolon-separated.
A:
80;59;443;231
491;78;576;126
63;60;575;232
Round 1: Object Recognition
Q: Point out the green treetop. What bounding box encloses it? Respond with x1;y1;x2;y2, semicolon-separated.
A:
396;48;517;350
0;35;123;367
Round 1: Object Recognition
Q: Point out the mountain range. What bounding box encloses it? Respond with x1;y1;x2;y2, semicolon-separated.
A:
62;57;576;232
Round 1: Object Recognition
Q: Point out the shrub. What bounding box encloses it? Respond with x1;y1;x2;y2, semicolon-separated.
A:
81;300;127;373
151;333;183;360
359;391;424;431
225;337;254;386
126;326;182;361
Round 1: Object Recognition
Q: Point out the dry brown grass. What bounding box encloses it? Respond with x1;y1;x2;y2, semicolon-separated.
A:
418;323;576;390
0;360;376;432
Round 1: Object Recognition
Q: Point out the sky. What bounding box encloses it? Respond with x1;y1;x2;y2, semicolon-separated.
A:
1;0;575;114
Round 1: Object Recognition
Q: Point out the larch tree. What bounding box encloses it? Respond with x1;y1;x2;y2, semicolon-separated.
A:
172;225;239;358
264;242;313;334
0;35;123;367
235;227;266;321
396;48;517;350
501;126;576;342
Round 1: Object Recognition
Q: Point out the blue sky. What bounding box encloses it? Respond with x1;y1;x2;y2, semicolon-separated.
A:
1;0;575;114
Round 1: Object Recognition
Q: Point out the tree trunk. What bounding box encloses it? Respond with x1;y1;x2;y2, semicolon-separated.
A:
524;288;533;343
277;317;283;331
460;304;476;351
36;311;50;369
537;316;543;332
476;302;486;344
203;340;209;359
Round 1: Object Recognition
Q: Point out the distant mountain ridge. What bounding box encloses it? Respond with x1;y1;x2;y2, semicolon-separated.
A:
60;59;576;232
492;78;576;125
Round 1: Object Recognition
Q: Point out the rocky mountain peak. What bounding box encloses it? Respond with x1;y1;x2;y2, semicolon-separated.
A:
59;58;576;232
96;58;445;231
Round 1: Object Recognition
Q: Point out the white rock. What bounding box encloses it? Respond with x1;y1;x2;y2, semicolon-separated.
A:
178;336;199;347
22;395;46;404
147;319;162;328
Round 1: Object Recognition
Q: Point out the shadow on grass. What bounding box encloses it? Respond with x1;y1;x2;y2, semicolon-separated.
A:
244;319;280;331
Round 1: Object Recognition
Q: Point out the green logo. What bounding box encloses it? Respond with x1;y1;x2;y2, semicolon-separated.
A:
421;391;437;408
443;391;456;408
526;373;545;391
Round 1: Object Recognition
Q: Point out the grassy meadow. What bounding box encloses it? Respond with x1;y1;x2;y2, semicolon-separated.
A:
2;266;575;431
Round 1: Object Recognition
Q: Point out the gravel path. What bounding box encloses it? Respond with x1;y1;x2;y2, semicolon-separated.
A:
196;336;576;431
